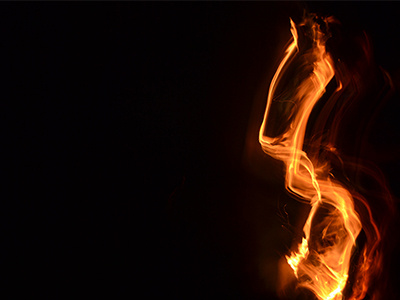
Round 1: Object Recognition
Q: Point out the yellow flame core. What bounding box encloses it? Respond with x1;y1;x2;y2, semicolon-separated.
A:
259;17;362;300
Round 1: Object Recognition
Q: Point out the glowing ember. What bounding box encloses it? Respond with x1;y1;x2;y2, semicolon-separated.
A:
258;14;392;300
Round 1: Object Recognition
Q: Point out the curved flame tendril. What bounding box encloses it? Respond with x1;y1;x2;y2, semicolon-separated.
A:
258;14;390;300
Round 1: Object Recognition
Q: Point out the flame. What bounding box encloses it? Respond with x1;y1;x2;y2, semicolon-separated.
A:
257;14;390;300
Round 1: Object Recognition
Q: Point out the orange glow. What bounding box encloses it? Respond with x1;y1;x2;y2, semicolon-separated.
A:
258;14;387;300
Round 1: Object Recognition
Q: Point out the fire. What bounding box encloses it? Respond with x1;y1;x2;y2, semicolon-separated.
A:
258;14;393;300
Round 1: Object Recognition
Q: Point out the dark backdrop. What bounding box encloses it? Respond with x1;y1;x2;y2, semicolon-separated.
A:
0;2;399;299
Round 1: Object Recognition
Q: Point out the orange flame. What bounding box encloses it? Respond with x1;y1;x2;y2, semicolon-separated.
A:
258;14;393;300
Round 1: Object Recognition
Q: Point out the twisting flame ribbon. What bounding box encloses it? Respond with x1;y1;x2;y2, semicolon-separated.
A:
258;15;385;300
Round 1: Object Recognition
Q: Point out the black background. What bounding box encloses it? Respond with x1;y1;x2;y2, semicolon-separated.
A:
1;1;400;299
